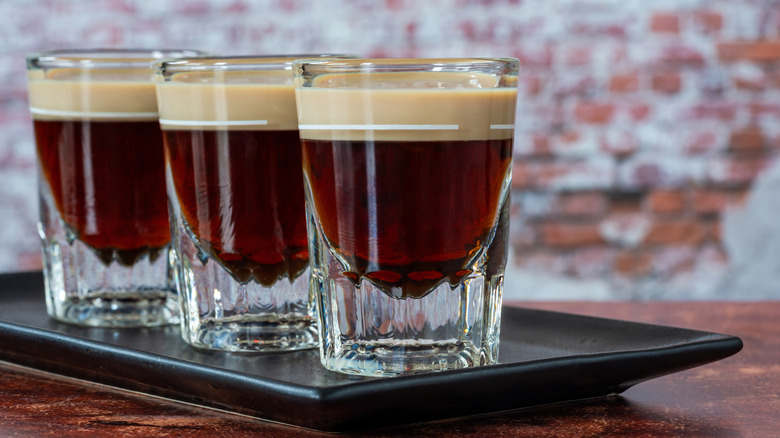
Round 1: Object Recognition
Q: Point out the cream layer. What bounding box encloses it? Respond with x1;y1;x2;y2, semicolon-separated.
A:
295;72;517;141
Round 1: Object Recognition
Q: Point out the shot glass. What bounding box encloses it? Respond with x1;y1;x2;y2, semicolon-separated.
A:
295;58;518;376
156;56;348;352
28;49;203;327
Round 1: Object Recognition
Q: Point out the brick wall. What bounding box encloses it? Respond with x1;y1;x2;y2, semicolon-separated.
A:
1;0;779;299
507;0;780;299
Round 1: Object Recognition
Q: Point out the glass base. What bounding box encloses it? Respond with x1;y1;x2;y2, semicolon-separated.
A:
313;270;503;377
323;340;483;376
172;217;317;353
40;224;179;328
48;291;178;327
184;317;318;353
310;236;504;376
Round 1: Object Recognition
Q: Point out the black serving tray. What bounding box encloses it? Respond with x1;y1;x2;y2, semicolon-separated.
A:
0;271;742;432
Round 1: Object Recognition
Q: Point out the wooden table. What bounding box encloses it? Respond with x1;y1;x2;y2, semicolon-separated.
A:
1;301;777;437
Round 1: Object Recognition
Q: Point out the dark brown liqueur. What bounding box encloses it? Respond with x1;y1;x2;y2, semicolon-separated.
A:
302;138;512;299
34;120;170;266
164;130;309;286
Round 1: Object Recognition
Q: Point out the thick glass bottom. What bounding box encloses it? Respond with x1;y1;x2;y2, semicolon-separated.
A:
49;291;178;327
322;339;483;376
185;317;318;352
312;268;503;376
172;216;317;352
309;210;504;376
40;224;178;328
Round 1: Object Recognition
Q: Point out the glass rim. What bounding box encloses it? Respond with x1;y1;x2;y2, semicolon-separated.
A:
293;57;519;70
156;54;356;74
27;48;205;70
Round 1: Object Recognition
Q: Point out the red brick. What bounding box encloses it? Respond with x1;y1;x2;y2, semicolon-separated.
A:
685;130;724;155
609;46;630;66
707;157;772;186
541;223;604;247
731;188;750;206
609;196;643;215
511;162;533;189
748;103;780;117
177;2;211;14
459;20;477;39
609;73;639;93
694;11;723;33
718;41;780;62
651;13;681;34
646;189;687;214
704;219;722;243
712;221;722;242
563;46;591;66
735;77;766;91
658;45;706;66
685;102;738;121
366;48;390;58
729;126;764;153
570;21;627;37
556;131;581;144
515;133;553;158
530;134;552;156
553;76;596;97
652;72;682;94
387;0;406;11
645;219;705;245
614;250;652;276
555;192;608;218
533;163;561;188
693;189;748;214
0;146;13;168
692;189;727;215
731;63;767;91
513;45;553;68
627;104;651;121
109;0;137;13
574;102;615;124
518;74;544;96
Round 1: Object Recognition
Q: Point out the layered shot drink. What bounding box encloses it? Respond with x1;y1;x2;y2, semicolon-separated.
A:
156;56;344;351
295;59;518;376
27;49;201;327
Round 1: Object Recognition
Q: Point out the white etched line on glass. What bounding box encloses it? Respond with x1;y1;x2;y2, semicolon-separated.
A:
298;124;460;130
30;107;159;119
490;124;515;130
159;119;269;127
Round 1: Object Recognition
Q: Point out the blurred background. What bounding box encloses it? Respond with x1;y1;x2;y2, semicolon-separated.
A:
1;0;779;300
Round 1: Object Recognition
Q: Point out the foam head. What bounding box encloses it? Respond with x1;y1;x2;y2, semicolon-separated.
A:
155;55;355;131
294;59;519;142
27;50;202;121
